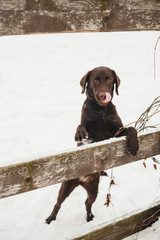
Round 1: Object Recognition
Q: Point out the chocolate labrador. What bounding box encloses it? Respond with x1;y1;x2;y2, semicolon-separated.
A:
46;66;139;224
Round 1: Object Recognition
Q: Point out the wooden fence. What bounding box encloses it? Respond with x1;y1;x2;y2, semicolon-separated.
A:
0;129;160;239
0;0;160;35
0;130;160;199
74;200;160;240
0;0;160;239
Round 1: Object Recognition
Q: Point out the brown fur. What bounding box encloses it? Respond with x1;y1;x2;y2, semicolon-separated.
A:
46;66;139;224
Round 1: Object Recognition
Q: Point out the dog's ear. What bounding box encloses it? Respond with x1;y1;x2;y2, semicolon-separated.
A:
112;70;120;95
80;71;92;94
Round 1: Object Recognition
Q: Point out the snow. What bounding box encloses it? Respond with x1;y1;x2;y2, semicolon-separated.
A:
0;31;160;240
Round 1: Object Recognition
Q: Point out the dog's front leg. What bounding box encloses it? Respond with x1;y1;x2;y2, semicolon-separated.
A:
75;124;88;142
117;127;139;156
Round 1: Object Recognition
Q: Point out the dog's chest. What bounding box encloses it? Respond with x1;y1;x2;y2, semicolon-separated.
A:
83;101;119;141
87;117;117;141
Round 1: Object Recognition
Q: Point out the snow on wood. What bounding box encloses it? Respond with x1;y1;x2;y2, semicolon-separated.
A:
73;200;160;240
0;0;160;35
0;129;160;199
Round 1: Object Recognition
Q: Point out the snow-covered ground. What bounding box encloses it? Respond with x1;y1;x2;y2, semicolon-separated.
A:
0;31;160;240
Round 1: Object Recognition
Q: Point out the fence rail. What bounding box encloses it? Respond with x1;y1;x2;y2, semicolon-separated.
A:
0;129;160;199
73;200;160;240
0;0;160;35
1;2;160;239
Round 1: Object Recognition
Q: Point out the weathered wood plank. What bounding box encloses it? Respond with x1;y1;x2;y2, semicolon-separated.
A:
0;0;160;35
72;201;160;240
0;130;160;199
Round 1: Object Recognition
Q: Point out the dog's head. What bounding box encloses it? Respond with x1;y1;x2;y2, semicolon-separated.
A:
80;66;120;106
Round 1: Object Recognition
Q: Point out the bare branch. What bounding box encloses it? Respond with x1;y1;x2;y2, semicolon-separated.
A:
134;96;160;132
154;36;160;79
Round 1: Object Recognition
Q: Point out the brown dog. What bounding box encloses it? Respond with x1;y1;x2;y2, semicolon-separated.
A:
46;66;139;224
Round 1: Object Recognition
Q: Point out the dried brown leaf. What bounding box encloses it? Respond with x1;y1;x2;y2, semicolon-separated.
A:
143;162;147;168
152;157;156;162
110;179;116;186
153;164;157;170
104;194;111;207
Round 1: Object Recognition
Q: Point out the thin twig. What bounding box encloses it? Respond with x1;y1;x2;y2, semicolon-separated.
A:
114;109;160;137
154;36;160;79
104;169;115;207
114;96;160;137
135;96;160;133
143;209;160;224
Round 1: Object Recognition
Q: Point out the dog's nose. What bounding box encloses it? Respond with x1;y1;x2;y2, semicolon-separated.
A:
98;92;112;105
99;93;106;101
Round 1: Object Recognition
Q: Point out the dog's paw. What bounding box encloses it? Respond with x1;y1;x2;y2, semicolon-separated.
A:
75;125;88;142
45;215;56;224
87;213;94;222
126;127;139;156
127;140;139;156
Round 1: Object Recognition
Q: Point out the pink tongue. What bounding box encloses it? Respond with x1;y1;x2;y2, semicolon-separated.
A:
102;92;111;103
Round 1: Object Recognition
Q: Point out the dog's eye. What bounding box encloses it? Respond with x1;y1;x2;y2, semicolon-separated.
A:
94;78;100;84
105;77;111;83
